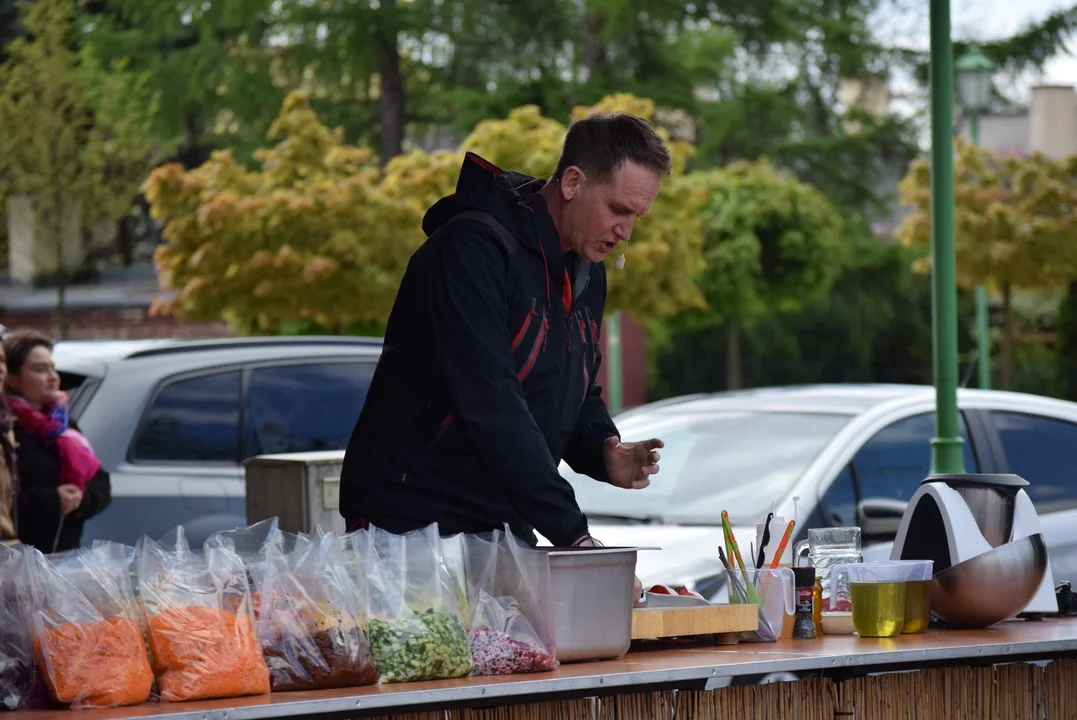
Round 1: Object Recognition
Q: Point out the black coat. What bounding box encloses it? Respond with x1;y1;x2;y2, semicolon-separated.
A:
15;422;111;553
340;152;620;547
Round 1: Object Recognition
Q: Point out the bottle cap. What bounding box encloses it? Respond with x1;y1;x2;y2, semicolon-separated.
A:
793;566;816;587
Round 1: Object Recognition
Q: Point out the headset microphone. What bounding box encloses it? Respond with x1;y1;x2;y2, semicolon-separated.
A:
614;241;628;270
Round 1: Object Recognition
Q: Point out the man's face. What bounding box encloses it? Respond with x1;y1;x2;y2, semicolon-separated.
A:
557;160;661;263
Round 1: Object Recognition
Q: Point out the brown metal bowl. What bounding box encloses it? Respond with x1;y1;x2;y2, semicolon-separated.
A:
930;534;1048;629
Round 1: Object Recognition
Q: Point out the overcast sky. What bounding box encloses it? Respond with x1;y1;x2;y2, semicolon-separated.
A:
900;0;1076;97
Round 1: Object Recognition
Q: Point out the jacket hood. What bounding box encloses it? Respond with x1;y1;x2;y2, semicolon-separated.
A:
421;152;548;247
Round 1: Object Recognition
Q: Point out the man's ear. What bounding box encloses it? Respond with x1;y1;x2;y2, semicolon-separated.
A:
560;166;585;201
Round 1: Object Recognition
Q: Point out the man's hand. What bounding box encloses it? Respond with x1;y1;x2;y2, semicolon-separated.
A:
58;484;84;517
603;436;663;490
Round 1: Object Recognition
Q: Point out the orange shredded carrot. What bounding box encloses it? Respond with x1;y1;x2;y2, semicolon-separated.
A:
147;606;269;702
34;617;153;708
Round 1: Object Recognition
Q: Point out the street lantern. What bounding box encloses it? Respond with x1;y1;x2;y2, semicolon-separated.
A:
955;43;998;391
955;44;996;114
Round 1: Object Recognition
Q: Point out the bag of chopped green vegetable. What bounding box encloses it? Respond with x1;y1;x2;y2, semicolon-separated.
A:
350;524;473;683
255;528;379;691
463;528;558;676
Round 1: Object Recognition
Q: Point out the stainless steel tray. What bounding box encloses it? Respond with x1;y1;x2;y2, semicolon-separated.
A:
635;591;713;609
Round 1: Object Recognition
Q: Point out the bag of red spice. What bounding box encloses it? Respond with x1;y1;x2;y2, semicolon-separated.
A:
463;528;558;676
19;543;154;709
136;529;270;703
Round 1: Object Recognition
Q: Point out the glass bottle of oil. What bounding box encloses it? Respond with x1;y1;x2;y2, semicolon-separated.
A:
812;577;823;636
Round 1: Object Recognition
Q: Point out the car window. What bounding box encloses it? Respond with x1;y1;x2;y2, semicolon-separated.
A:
564;410;852;524
131;371;242;463
992;411;1077;513
242;362;374;458
818;464;858;527
853;412;978;502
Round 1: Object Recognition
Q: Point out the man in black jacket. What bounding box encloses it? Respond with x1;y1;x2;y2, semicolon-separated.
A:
340;113;669;553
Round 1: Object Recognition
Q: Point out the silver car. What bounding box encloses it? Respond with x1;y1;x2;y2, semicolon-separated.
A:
54;336;382;547
563;384;1077;598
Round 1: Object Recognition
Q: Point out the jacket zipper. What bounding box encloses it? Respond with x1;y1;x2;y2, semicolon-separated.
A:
578;315;591;401
428;305;548;454
512;299;538;350
428;300;544;454
517;313;548;382
428;411;454;449
582;356;590;402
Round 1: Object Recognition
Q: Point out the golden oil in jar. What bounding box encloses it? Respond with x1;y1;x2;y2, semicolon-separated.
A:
849;581;906;637
812;577;823;636
901;579;932;634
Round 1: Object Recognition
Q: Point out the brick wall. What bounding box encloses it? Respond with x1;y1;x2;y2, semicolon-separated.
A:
0;307;233;339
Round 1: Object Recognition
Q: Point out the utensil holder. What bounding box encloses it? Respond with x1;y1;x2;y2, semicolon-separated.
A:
725;567;795;643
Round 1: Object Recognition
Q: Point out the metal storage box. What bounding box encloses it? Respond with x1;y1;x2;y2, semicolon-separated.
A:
547;547;639;663
244;451;347;534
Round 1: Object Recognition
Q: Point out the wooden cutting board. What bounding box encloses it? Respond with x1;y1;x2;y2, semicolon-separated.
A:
631;603;759;639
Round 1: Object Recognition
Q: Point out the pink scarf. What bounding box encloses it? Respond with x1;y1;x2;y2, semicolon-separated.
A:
8;393;100;491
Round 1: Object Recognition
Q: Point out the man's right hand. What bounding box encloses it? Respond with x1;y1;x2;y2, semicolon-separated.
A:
58;484;83;517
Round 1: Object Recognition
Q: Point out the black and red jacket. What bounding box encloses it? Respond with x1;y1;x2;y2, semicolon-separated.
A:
339;152;620;547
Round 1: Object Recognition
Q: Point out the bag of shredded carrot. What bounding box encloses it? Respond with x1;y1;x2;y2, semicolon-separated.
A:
20;543;153;709
136;528;270;703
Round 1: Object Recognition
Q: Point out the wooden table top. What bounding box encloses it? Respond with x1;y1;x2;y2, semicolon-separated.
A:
13;617;1077;720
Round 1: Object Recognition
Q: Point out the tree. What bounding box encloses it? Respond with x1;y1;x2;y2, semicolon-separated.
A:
681;158;849;388
147;91;416;334
1058;282;1077;402
0;0;158;337
147;91;708;333
80;0;282;165
896;140;1077;389
653;237;977;398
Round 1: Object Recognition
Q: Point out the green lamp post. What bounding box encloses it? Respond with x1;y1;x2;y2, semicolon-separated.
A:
956;43;998;391
928;0;967;474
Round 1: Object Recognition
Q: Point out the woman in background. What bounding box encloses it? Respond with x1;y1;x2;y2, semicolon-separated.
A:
3;329;110;552
0;342;18;546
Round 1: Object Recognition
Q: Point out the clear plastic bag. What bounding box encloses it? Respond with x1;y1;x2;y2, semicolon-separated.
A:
0;547;33;711
350;524;472;683
205;519;288;628
136;529;270;703
463;529;558;675
20;543;153;709
257;528;379;691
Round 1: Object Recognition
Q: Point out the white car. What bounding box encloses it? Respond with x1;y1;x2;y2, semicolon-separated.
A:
560;384;1077;600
